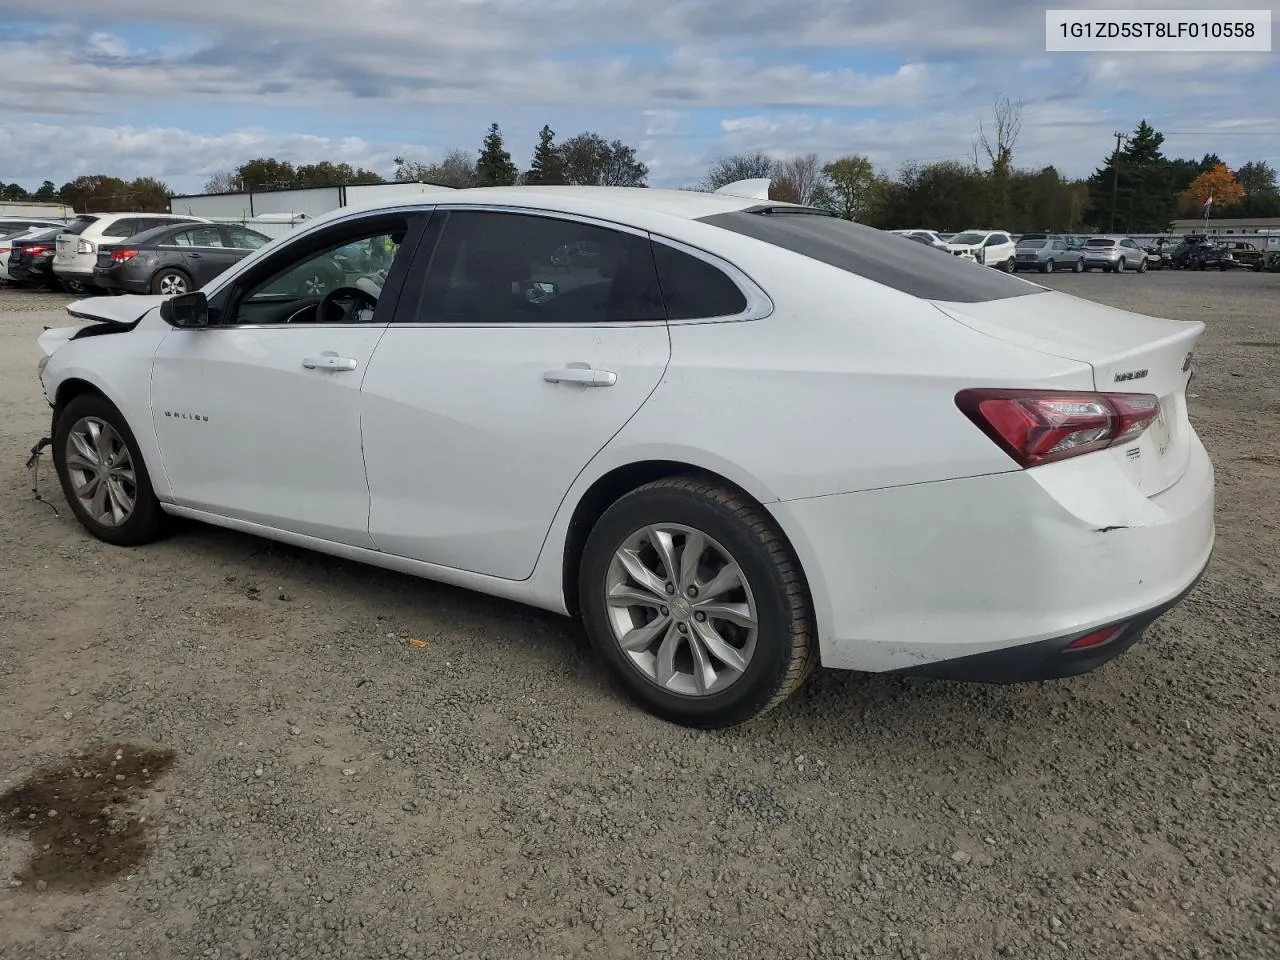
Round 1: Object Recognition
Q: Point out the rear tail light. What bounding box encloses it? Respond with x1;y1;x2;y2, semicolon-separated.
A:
110;249;139;262
24;245;51;257
77;239;94;254
955;388;1161;467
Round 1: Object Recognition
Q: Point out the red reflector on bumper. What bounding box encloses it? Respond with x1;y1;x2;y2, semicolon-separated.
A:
1065;625;1124;650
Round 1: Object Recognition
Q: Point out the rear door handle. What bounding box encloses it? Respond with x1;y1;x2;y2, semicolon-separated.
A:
543;364;617;387
303;354;359;372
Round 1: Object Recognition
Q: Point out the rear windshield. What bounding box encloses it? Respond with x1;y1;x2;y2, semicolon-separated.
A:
1019;234;1048;241
698;209;1044;303
1084;238;1115;247
1017;239;1046;248
63;215;100;236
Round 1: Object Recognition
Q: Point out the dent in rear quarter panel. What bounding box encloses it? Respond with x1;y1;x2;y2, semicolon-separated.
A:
49;322;175;499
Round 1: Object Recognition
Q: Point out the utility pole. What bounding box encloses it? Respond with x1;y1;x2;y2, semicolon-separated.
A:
1110;131;1129;233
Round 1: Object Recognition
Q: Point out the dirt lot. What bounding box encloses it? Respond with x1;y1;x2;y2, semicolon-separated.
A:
1;273;1277;960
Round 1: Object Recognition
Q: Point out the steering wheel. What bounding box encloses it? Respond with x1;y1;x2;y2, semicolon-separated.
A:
314;285;378;323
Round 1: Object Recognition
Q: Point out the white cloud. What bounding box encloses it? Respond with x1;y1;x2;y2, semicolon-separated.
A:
0;0;1276;192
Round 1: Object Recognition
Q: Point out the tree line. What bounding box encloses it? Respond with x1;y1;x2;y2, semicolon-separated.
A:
3;104;1276;232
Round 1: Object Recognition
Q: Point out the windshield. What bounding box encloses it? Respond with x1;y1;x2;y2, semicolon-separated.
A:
698;209;1043;304
949;232;985;245
1017;240;1046;249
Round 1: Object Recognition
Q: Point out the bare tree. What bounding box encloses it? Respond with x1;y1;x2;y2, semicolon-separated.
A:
699;151;776;191
772;153;825;205
975;95;1023;179
395;148;477;187
203;171;241;194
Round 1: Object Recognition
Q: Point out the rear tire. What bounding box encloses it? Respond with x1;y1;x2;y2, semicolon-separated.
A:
53;394;168;547
1041;259;1055;274
151;268;192;296
578;476;815;729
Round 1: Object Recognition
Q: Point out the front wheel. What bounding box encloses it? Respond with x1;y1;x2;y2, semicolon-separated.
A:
578;476;815;728
53;394;168;547
1003;257;1016;273
1138;258;1148;274
1072;258;1084;273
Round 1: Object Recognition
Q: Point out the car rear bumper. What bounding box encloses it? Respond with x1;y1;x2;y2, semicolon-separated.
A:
92;265;149;293
768;430;1215;677
53;256;95;278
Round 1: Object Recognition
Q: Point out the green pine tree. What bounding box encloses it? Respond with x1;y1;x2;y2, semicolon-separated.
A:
475;123;518;187
524;125;566;185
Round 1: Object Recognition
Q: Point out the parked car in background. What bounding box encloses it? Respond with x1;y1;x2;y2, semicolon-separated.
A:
890;229;949;250
945;230;1017;271
0;226;52;283
1013;236;1084;273
5;228;63;289
34;186;1214;728
1167;236;1213;270
1081;236;1148;273
0;217;65;236
94;222;272;295
53;213;207;293
1220;241;1265;271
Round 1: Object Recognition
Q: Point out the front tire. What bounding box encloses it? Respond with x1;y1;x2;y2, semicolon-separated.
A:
1072;258;1084;273
578;476;815;728
53;394;167;547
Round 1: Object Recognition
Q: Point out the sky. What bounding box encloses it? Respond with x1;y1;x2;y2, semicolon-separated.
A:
0;0;1277;195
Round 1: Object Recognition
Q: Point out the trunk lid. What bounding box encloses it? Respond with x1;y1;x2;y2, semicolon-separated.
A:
933;289;1202;496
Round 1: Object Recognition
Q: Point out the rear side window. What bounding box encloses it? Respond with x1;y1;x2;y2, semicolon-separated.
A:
101;218;144;238
652;243;748;319
697;209;1044;303
63;215;99;236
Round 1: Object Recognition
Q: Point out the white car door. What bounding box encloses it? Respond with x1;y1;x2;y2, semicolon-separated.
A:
359;208;683;581
149;211;429;548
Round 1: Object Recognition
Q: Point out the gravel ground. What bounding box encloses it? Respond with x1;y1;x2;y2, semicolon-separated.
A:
1;273;1277;960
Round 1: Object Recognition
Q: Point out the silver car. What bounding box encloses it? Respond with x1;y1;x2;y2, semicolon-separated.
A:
1013;236;1084;274
1081;235;1149;273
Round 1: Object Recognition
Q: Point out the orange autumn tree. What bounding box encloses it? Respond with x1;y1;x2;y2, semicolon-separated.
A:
1180;163;1244;218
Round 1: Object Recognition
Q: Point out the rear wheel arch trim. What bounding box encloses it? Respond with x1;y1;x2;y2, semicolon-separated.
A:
558;459;799;618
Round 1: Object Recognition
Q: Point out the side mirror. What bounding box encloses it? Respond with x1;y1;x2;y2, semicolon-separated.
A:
160;290;209;328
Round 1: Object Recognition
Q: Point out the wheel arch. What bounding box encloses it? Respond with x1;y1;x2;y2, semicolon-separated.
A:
558;458;812;620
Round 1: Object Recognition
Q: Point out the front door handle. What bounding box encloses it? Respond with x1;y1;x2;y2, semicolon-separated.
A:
543;364;617;387
303;354;359;372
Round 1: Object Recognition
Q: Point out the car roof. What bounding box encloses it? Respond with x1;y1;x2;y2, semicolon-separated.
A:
303;185;798;231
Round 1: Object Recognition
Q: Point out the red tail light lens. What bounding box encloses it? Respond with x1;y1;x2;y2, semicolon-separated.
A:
1065;624;1124;650
110;249;139;262
24;245;51;257
955;388;1161;468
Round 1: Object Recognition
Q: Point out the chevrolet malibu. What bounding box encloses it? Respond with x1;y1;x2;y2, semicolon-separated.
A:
33;185;1215;728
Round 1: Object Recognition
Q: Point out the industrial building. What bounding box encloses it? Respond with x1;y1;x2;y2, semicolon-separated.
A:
167;181;455;221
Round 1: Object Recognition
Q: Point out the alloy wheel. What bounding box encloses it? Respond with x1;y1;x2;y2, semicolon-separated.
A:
64;417;137;527
603;523;758;697
158;272;188;296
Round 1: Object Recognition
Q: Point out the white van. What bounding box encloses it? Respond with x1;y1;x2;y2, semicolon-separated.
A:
53;212;208;292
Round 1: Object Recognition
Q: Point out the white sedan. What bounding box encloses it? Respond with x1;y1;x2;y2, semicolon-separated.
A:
33;185;1215;728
